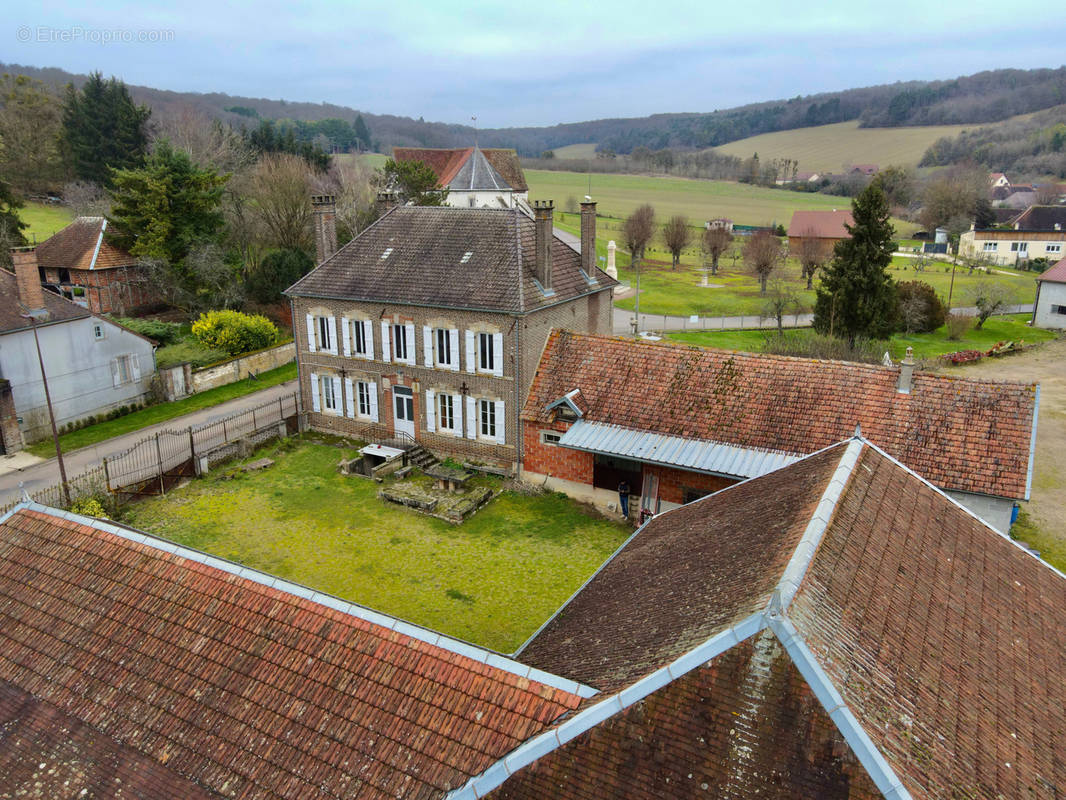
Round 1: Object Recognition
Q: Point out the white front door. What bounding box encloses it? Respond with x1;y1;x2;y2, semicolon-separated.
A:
393;386;415;438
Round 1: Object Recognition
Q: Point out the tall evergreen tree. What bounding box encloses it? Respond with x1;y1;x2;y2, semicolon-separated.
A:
107;141;228;268
0;179;28;268
812;180;898;347
60;73;151;186
353;115;371;151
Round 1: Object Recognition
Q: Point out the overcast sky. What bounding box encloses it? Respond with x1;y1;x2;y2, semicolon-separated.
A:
7;1;1066;128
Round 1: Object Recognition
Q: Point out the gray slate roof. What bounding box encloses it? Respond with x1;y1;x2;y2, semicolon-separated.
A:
0;269;89;334
286;206;616;313
448;148;510;192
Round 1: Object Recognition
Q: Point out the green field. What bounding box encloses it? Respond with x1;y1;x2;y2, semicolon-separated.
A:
667;314;1055;361
123;439;630;652
551;143;598;159
20;201;75;242
711;118;1003;173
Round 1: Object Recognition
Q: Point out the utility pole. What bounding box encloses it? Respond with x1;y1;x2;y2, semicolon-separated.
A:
23;313;71;506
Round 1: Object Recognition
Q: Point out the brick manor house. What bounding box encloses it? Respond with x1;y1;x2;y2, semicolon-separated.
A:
286;196;615;467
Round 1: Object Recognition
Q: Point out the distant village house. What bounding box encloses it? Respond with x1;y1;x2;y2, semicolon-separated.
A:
392;146;529;210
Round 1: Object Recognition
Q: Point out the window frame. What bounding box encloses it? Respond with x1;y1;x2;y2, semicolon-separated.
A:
392;323;410;363
320;374;338;413
116;355;132;384
352;319;367;356
357;380;371;417
540;430;562;446
1047;243;1062;254
93;322;106;340
479;398;496;439
478;331;494;373
438;393;456;433
317;316;332;351
435;328;454;368
982;241;997;252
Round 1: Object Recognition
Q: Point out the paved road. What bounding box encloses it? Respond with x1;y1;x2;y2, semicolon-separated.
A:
0;380;298;506
612;304;1035;334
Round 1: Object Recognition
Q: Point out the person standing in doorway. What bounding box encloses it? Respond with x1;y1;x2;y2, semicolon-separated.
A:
618;479;630;519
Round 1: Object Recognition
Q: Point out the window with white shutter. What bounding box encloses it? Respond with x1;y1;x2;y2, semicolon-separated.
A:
436;393;459;435
320;375;339;413
423;326;434;367
367;381;379;421
380;321;391;362
448;329;460;371
326;317;338;354
465;330;476;373
478;398;497;440
465;396;477;439
341;317;352;357
310;371;321;412
425;389;436;432
344;377;355;418
306;314;317;353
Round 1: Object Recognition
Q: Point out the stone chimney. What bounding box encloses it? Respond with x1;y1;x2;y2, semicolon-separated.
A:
311;195;337;265
11;247;48;320
580;197;596;276
376;190;398;217
897;346;915;394
533;200;554;291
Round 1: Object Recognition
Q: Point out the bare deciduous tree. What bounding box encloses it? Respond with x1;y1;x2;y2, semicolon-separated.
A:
761;280;802;332
794;228;829;289
662;215;691;269
154;105;254;173
701;225;732;275
622;204;655;268
319;158;377;244
744;230;782;294
62;180;110;218
972;283;1017;329
247;153;315;252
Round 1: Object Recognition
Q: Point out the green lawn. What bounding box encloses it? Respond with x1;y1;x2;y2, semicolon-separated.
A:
1010;510;1066;573
122;440;630;652
28;362;297;458
21;201;75;242
668;314;1056;360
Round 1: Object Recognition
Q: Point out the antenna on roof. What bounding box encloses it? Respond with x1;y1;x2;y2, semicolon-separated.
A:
853;423;862;439
471;115;478;148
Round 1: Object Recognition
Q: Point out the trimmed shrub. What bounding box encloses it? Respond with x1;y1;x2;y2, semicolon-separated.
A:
191;310;279;357
945;313;973;340
896;280;948;334
113;317;184;345
70;497;109;519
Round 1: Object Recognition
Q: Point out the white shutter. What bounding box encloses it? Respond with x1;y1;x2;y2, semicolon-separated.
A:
466;396;477;439
465;330;476;373
423;326;434;367
368;381;379;421
345;377;355;418
404;323;415;363
494;400;506;444
492;332;504;377
453;394;463;437
425;390;436;432
111;358;120;388
131;355;141;381
306;314;317;353
310;372;321;412
332;377;343;413
380;321;391;362
364;320;374;360
341;317;351;357
326;317;338;355
449;329;460;371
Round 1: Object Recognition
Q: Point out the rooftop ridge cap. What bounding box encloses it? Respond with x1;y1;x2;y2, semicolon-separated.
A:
451;611;767;800
1025;383;1040;500
769;438;863;616
767;613;913;800
859;439;1066;582
15;503;598;700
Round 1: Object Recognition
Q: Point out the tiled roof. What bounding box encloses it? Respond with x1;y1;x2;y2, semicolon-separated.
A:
0;506;586;800
35;217;136;271
286;206;616;313
393;148;528;192
1012;205;1066;231
516;446;844;691
523;331;1037;499
0;268;89;334
478;439;1066;799
1038;256;1066;283
787;209;854;239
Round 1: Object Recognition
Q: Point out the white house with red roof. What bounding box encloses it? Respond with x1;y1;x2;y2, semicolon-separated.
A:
392;146;529;210
1033;257;1066;329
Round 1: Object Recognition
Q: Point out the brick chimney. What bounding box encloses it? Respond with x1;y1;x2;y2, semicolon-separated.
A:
311;195;337;265
897;346;915;394
533;200;554;292
376;190;398;217
580;197;596;276
11;247;48;320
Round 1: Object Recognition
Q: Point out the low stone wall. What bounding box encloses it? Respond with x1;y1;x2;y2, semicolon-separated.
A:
189;342;295;394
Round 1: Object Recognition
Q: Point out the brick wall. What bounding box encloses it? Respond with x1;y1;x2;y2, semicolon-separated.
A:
70;266;159;315
522;422;593;483
644;464;735;505
191;342;295;393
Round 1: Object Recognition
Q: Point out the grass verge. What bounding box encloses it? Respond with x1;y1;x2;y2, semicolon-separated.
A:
122;439;630;651
28;362;297;458
667;314;1056;361
20;201;75;242
1010;509;1066;573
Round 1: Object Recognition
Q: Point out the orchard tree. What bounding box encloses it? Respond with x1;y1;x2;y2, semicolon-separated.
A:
662;215;691;269
61;72;151;186
622;204;656;268
743;230;781;294
794;229;829;289
377;158;448;205
701;225;732;275
813;180;898;347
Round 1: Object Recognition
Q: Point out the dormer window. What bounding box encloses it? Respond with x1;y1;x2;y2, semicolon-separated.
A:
380;247;394;260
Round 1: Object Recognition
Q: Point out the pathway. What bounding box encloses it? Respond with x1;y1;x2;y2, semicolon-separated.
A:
0;380;297;506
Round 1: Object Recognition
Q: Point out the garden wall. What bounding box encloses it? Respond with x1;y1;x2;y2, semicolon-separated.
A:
159;342;295;399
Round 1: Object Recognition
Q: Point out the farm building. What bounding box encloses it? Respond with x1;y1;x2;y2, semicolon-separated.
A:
286;198;615;471
786;208;853;258
392;146;529;209
34;216;159;314
520;331;1037;532
1033;256;1066;329
1;432;1062;798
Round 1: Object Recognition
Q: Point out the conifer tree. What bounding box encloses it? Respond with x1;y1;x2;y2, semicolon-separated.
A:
60;73;151;186
812;180;898;347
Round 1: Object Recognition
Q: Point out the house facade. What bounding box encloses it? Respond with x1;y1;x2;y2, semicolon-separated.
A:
35;217;158;314
392;146;529;209
959;214;1066;264
286;199;615;468
521;330;1038;532
1033;256;1066;329
2;249;156;449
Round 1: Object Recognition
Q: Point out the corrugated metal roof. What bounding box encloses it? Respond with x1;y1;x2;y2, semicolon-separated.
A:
557;420;801;478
